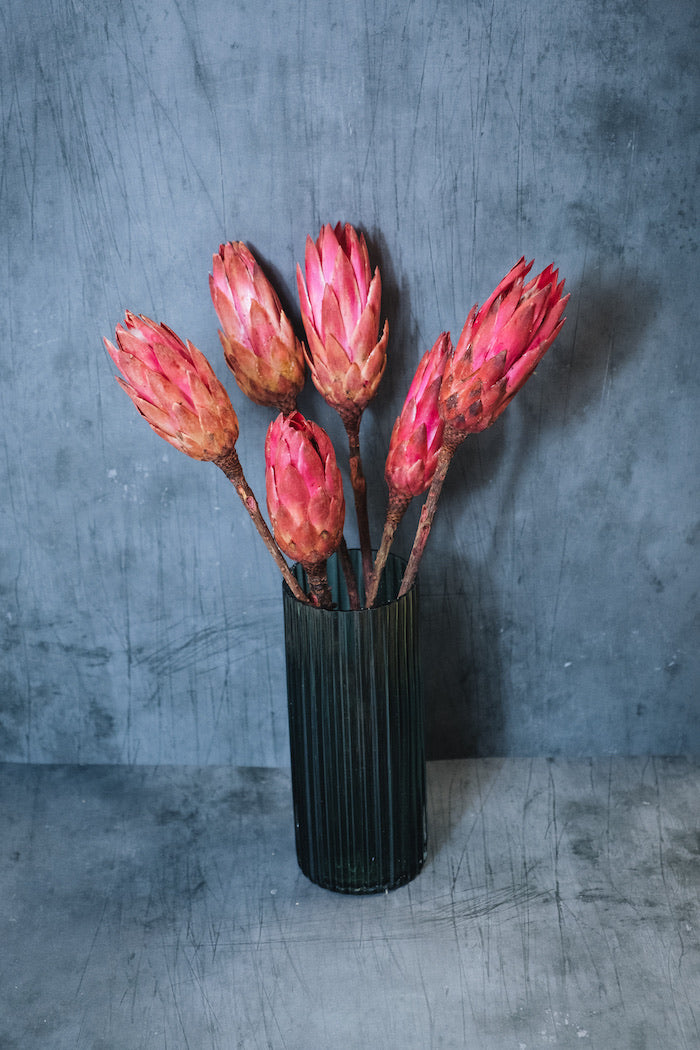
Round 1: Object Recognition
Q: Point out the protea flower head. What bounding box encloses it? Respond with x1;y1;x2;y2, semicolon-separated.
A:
210;241;306;414
296;222;388;425
105;312;239;461
265;411;345;568
365;330;451;609
385;332;451;506
440;257;569;445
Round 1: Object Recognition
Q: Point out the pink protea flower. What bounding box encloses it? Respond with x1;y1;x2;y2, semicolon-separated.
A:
106;312;312;605
365;331;451;608
440;257;569;443
265;411;345;606
105;312;239;461
397;258;569;599
384;332;451;505
210;242;305;414
296;222;388;424
297;222;389;592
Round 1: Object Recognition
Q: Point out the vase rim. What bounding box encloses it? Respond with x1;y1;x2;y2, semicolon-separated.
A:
283;548;416;612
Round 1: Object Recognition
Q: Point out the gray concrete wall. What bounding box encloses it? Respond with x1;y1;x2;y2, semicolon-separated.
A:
2;0;698;764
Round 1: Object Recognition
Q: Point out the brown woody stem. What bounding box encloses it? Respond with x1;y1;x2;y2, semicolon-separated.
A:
343;415;373;595
398;442;458;598
338;537;361;610
278;392;297;417
304;562;334;609
365;492;411;609
215;446;310;605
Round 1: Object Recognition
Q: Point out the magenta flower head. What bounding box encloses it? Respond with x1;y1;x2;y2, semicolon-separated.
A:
265;411;345;569
296;222;388;425
440;257;569;445
105;312;239;461
385;332;451;505
365;331;451;608
210;242;306;414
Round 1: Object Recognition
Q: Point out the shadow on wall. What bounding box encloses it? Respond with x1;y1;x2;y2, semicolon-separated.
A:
420;264;657;759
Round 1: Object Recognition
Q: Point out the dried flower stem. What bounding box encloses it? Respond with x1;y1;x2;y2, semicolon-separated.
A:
278;392;298;417
337;537;361;610
304;562;334;609
365;493;411;609
215;446;310;604
398;442;457;597
343;415;373;594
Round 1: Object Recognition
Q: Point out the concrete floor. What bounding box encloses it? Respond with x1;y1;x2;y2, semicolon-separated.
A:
1;758;698;1049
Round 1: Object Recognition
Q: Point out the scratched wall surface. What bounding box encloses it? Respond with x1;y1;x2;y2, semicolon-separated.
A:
1;0;698;764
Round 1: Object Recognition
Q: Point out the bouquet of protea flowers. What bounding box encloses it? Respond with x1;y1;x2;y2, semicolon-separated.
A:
105;225;568;609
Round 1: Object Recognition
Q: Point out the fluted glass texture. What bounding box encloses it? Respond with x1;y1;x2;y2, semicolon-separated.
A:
283;550;426;893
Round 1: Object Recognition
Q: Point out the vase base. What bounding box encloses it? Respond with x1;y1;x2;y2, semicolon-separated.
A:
298;849;427;895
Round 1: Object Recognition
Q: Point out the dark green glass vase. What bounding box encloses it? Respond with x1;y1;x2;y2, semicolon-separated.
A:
282;550;426;894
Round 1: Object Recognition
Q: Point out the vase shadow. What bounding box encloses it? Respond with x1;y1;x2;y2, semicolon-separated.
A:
422;756;509;866
420;543;503;761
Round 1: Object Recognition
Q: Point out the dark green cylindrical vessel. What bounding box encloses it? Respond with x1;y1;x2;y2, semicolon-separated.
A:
282;550;426;894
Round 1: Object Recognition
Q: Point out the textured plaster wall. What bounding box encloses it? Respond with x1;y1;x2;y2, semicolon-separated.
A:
2;0;698;764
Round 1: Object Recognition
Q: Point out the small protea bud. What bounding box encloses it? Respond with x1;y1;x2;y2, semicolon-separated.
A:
385;332;451;505
210;241;305;414
440;257;569;444
296;222;388;426
365;332;451;608
105;312;239;461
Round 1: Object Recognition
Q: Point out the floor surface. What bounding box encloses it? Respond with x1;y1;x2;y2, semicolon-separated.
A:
1;758;698;1049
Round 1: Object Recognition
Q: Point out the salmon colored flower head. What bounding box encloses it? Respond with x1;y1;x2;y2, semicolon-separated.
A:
105;312;239;461
210;241;306;414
